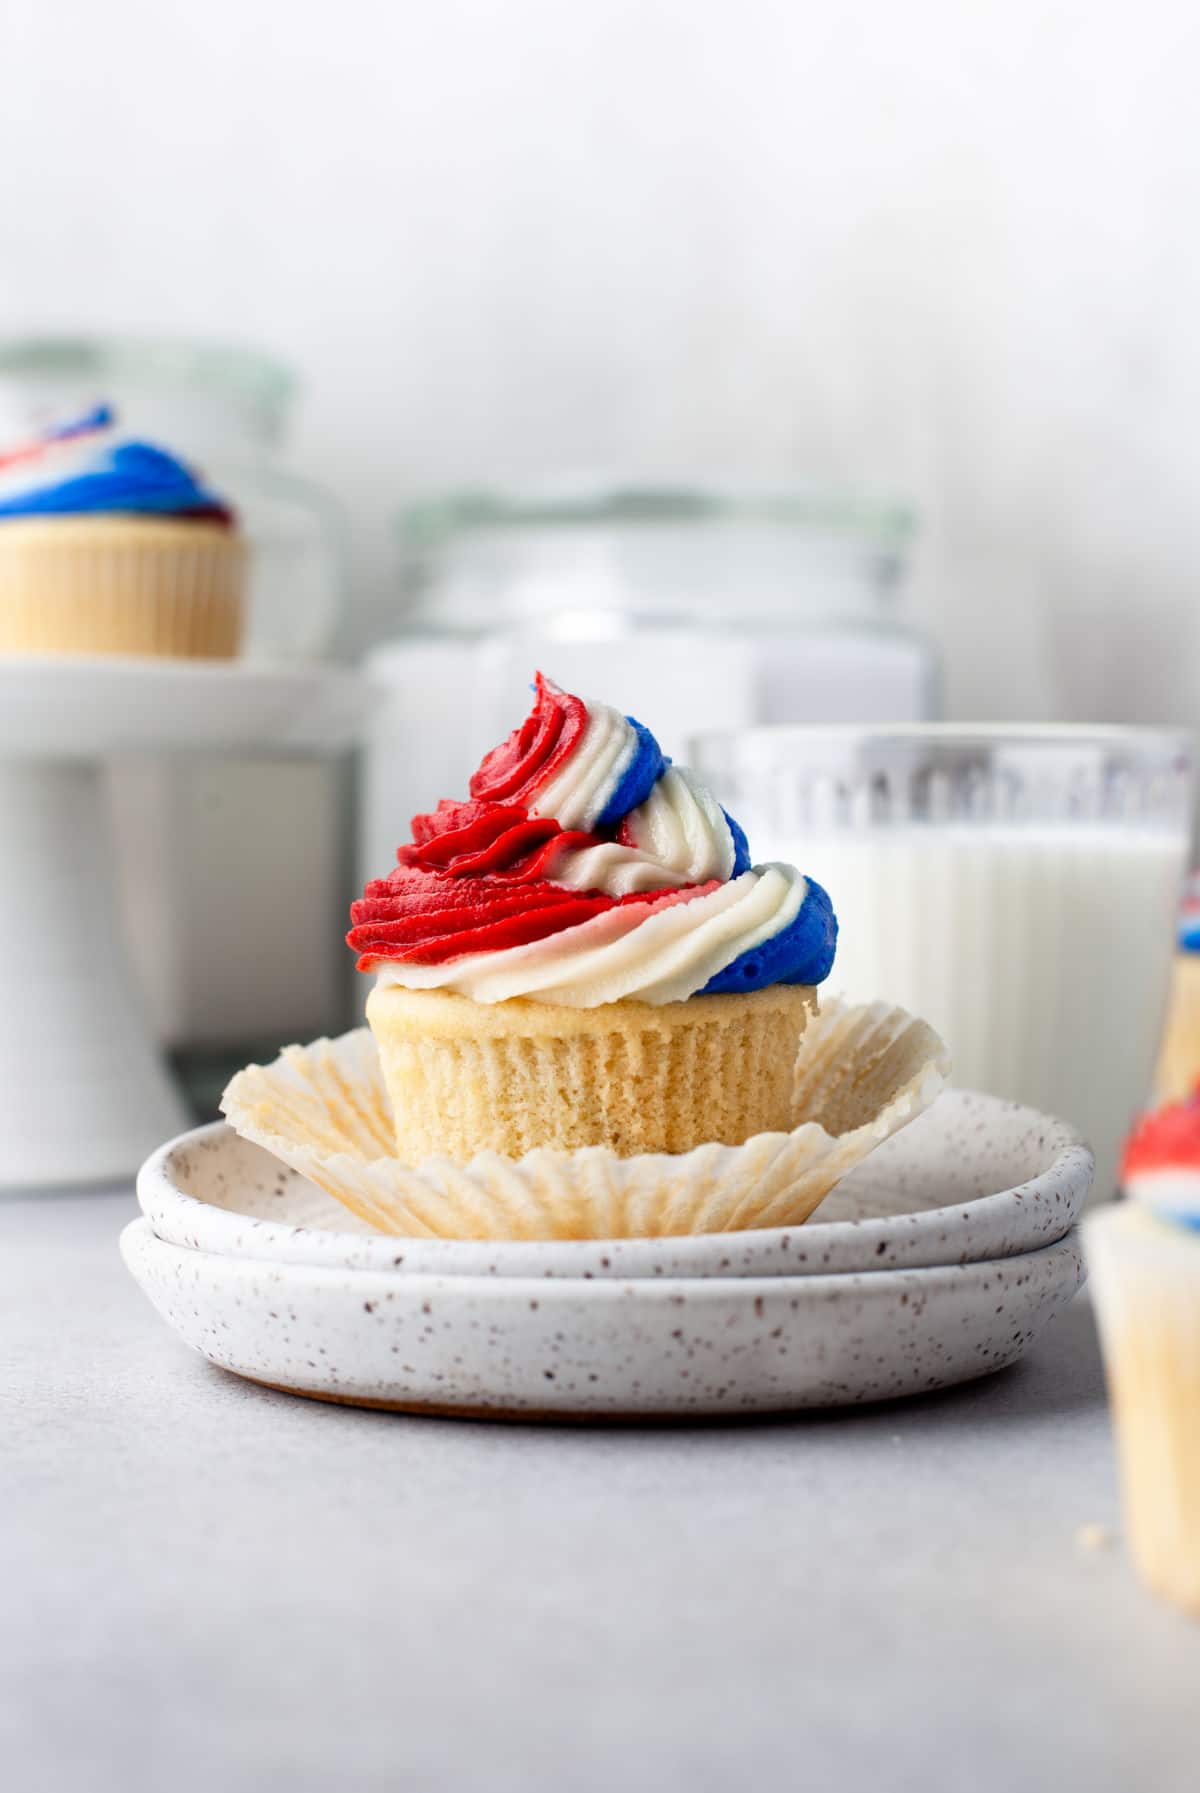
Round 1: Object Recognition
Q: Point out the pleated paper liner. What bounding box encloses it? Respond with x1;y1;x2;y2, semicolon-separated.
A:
220;1000;949;1242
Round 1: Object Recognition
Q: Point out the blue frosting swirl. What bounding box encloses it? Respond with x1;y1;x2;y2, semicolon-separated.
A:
0;409;231;522
595;720;667;827
723;808;752;877
701;877;838;994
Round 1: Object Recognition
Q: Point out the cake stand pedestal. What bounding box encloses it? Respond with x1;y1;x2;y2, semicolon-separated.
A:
0;658;371;1187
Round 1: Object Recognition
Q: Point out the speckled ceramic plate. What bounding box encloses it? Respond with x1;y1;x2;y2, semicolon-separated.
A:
120;1217;1085;1417
137;1093;1092;1280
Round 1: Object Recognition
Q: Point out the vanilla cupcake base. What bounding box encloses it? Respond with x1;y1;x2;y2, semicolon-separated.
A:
221;1000;950;1241
366;982;817;1160
1086;1203;1200;1617
0;515;246;658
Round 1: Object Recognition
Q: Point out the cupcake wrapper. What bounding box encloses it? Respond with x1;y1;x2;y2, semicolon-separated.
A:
1085;1204;1200;1617
220;1000;950;1241
0;517;245;658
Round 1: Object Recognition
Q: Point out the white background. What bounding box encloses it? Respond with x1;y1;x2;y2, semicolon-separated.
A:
3;0;1199;722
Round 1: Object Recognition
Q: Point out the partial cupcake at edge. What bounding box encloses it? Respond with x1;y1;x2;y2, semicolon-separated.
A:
223;673;950;1239
0;404;245;658
1084;1091;1200;1619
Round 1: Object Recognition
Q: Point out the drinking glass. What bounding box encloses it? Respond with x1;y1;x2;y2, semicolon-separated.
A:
691;725;1194;1198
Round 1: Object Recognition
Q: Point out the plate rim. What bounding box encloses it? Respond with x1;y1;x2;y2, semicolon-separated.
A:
137;1092;1093;1281
121;1214;1086;1302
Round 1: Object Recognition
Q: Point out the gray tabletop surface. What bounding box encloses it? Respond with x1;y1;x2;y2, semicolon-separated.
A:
2;1187;1196;1793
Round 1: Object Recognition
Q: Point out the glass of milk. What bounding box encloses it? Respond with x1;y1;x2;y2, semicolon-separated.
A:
691;726;1194;1198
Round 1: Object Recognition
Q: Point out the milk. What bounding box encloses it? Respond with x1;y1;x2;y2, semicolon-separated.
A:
765;826;1187;1198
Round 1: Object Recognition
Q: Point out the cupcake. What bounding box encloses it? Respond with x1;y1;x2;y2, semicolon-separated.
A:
1154;873;1200;1105
224;673;948;1240
346;674;838;1162
0;404;245;658
1085;1095;1200;1617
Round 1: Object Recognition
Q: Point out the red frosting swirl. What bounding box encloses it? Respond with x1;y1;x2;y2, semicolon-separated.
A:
469;673;587;807
1122;1087;1200;1178
348;795;714;969
348;673;725;972
404;799;590;880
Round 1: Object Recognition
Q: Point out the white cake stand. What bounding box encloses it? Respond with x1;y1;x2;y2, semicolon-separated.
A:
0;657;371;1187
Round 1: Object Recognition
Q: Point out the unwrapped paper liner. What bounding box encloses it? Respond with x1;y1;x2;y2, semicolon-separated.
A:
220;1000;950;1241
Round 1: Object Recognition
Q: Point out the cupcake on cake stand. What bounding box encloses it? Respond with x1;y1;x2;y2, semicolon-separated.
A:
0;405;374;1184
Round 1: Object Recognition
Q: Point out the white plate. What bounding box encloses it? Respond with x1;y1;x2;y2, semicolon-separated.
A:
0;656;373;758
120;1219;1084;1417
137;1092;1092;1280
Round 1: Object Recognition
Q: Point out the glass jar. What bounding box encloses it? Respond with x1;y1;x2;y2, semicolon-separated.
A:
360;483;936;886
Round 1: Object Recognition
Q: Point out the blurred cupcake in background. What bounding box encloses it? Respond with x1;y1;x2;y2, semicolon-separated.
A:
0;405;245;658
1085;1092;1200;1617
1154;872;1200;1106
1121;1084;1200;1228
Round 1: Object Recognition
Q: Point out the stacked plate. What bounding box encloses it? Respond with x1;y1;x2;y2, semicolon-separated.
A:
122;1089;1092;1419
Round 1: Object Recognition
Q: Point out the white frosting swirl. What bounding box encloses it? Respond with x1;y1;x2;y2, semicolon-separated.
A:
528;700;636;831
374;865;807;1006
545;767;737;896
622;766;737;882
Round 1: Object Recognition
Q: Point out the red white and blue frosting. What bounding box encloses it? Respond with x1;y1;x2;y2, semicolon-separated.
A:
0;405;233;523
1178;872;1200;953
1122;1088;1200;1232
348;673;837;1007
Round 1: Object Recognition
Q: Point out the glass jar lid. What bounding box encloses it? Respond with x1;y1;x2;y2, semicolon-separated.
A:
396;481;917;634
400;481;913;548
0;335;295;455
